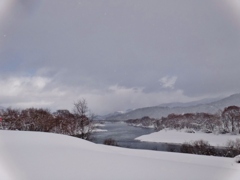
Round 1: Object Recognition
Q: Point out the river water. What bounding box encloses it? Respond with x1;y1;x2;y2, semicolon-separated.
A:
91;121;180;152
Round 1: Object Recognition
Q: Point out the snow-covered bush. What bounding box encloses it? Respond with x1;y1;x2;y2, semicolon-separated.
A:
226;139;240;157
185;129;195;133
235;155;240;163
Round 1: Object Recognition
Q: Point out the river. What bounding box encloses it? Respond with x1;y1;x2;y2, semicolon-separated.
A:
91;121;180;152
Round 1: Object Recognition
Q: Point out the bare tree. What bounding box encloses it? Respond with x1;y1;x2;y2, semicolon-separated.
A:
0;108;21;130
201;113;222;133
73;99;88;116
52;109;75;134
0;105;95;138
222;106;240;133
0;108;55;132
73;99;94;140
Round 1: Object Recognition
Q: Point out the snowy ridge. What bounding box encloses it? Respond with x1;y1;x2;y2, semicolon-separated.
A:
0;131;240;180
106;93;240;120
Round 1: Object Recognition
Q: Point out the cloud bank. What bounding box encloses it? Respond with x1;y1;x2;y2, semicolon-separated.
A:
0;0;240;114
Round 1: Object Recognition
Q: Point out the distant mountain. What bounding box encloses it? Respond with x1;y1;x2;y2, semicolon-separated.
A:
159;97;223;108
208;93;240;109
94;109;134;120
105;93;240;120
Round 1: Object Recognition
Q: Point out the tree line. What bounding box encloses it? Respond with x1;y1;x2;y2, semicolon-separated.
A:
0;99;94;140
126;106;240;135
155;105;240;134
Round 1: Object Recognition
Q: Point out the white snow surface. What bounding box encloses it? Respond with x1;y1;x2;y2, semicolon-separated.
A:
136;129;240;146
93;123;106;127
0;130;240;180
92;128;107;132
92;123;107;132
129;124;155;128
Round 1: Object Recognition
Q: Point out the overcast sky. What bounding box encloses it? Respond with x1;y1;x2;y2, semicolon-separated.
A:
1;0;240;115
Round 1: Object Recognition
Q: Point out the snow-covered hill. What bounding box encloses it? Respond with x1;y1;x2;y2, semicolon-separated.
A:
0;131;239;180
106;93;240;120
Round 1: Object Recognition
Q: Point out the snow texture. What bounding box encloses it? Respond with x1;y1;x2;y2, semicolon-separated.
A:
92;128;107;132
136;129;240;146
0;130;240;180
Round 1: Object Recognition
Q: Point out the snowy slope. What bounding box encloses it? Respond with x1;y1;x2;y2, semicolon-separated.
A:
0;131;240;180
106;93;240;120
136;130;240;146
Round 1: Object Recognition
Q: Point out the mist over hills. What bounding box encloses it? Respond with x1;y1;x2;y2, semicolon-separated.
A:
2;94;240;121
105;93;240;120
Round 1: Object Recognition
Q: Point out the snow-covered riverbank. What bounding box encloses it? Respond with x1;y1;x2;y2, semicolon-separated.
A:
136;129;240;146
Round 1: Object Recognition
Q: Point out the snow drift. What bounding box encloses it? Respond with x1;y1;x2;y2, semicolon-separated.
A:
0;131;240;180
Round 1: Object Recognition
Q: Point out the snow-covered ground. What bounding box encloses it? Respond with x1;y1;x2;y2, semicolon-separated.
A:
128;124;155;128
93;123;107;132
136;129;240;146
93;123;106;127
0;130;240;180
92;128;107;132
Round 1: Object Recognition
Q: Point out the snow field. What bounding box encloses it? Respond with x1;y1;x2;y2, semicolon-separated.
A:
0;130;239;180
136;129;240;146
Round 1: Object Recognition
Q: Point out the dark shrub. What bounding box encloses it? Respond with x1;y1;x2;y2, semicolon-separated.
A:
192;140;216;155
104;138;118;146
180;142;194;154
180;140;216;156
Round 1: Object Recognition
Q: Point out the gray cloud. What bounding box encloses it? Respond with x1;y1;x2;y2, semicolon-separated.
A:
1;0;240;114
